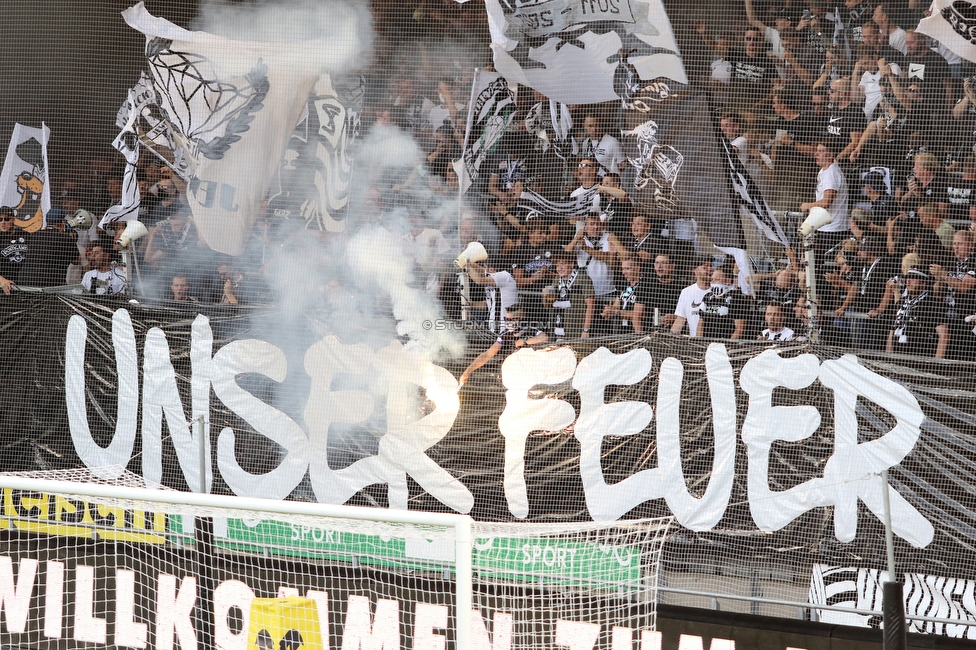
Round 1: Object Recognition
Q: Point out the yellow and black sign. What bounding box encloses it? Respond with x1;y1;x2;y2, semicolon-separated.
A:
248;597;325;650
0;488;166;544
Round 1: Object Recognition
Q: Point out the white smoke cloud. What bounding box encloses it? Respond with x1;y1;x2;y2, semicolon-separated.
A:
346;223;465;361
192;0;374;74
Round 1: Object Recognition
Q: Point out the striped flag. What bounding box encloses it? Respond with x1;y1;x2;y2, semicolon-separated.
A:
719;130;790;248
516;188;598;220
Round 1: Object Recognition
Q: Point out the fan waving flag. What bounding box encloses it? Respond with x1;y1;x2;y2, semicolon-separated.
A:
917;0;976;64
620;84;756;293
484;0;687;104
719;130;791;248
454;70;517;195
121;2;366;256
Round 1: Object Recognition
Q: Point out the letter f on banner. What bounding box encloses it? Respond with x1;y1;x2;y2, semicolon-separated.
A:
499;347;578;519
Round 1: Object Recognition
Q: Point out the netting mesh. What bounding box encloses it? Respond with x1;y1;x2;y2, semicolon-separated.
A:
0;472;671;649
0;0;975;643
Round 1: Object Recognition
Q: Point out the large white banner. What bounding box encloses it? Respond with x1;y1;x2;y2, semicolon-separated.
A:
918;0;976;64
122;2;360;255
484;0;687;104
0;123;51;233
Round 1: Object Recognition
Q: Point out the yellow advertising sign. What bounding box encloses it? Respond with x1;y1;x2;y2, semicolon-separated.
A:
0;488;166;543
248;597;325;650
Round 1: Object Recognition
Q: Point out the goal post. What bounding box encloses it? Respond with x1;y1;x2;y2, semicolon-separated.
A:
0;471;671;650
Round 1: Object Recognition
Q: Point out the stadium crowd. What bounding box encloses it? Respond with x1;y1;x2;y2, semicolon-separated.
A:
1;0;975;360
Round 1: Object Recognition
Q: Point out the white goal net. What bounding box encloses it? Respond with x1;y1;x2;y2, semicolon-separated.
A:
0;470;671;650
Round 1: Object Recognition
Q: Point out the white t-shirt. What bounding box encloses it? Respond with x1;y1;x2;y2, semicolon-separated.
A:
582;134;625;174
859;62;901;120
761;326;796;341
487;270;519;332
674;283;711;337
82;268;126;295
577;232;616;296
816;162;850;232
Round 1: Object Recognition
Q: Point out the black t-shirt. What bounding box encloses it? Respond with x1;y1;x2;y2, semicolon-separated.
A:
632;232;660;266
824;103;866;152
776;112;822;146
905;53;951;104
0;232;28;281
645;274;682;317
854;256;897;313
869;131;920;187
867;194;899;227
841;2;873;49
772;112;821;189
495;325;544;358
946;178;976;223
915;226;952;266
617;279;652;332
727;49;777;106
698;284;750;339
902;173;948;217
952;100;976;159
16;230;77;287
943;257;976;321
511;243;554;278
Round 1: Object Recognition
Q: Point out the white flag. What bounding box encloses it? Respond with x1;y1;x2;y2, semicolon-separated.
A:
122;2;360;256
0;123;51;233
917;0;976;64
484;0;686;104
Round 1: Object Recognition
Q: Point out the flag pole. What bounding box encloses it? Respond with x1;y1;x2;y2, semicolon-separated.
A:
456;69;481;323
457;67;480;243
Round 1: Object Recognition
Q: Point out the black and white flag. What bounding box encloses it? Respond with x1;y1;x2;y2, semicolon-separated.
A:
484;0;686;104
267;73;365;233
524;98;573;159
454;70;517;195
621;84;756;293
917;0;976;64
122;2;363;256
719;128;790;248
517;187;597;220
101;88;143;228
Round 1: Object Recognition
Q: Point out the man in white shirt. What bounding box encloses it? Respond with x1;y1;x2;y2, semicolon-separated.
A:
81;241;126;296
759;301;796;340
579;113;625;174
670;257;714;337
801;141;850;262
872;3;907;55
